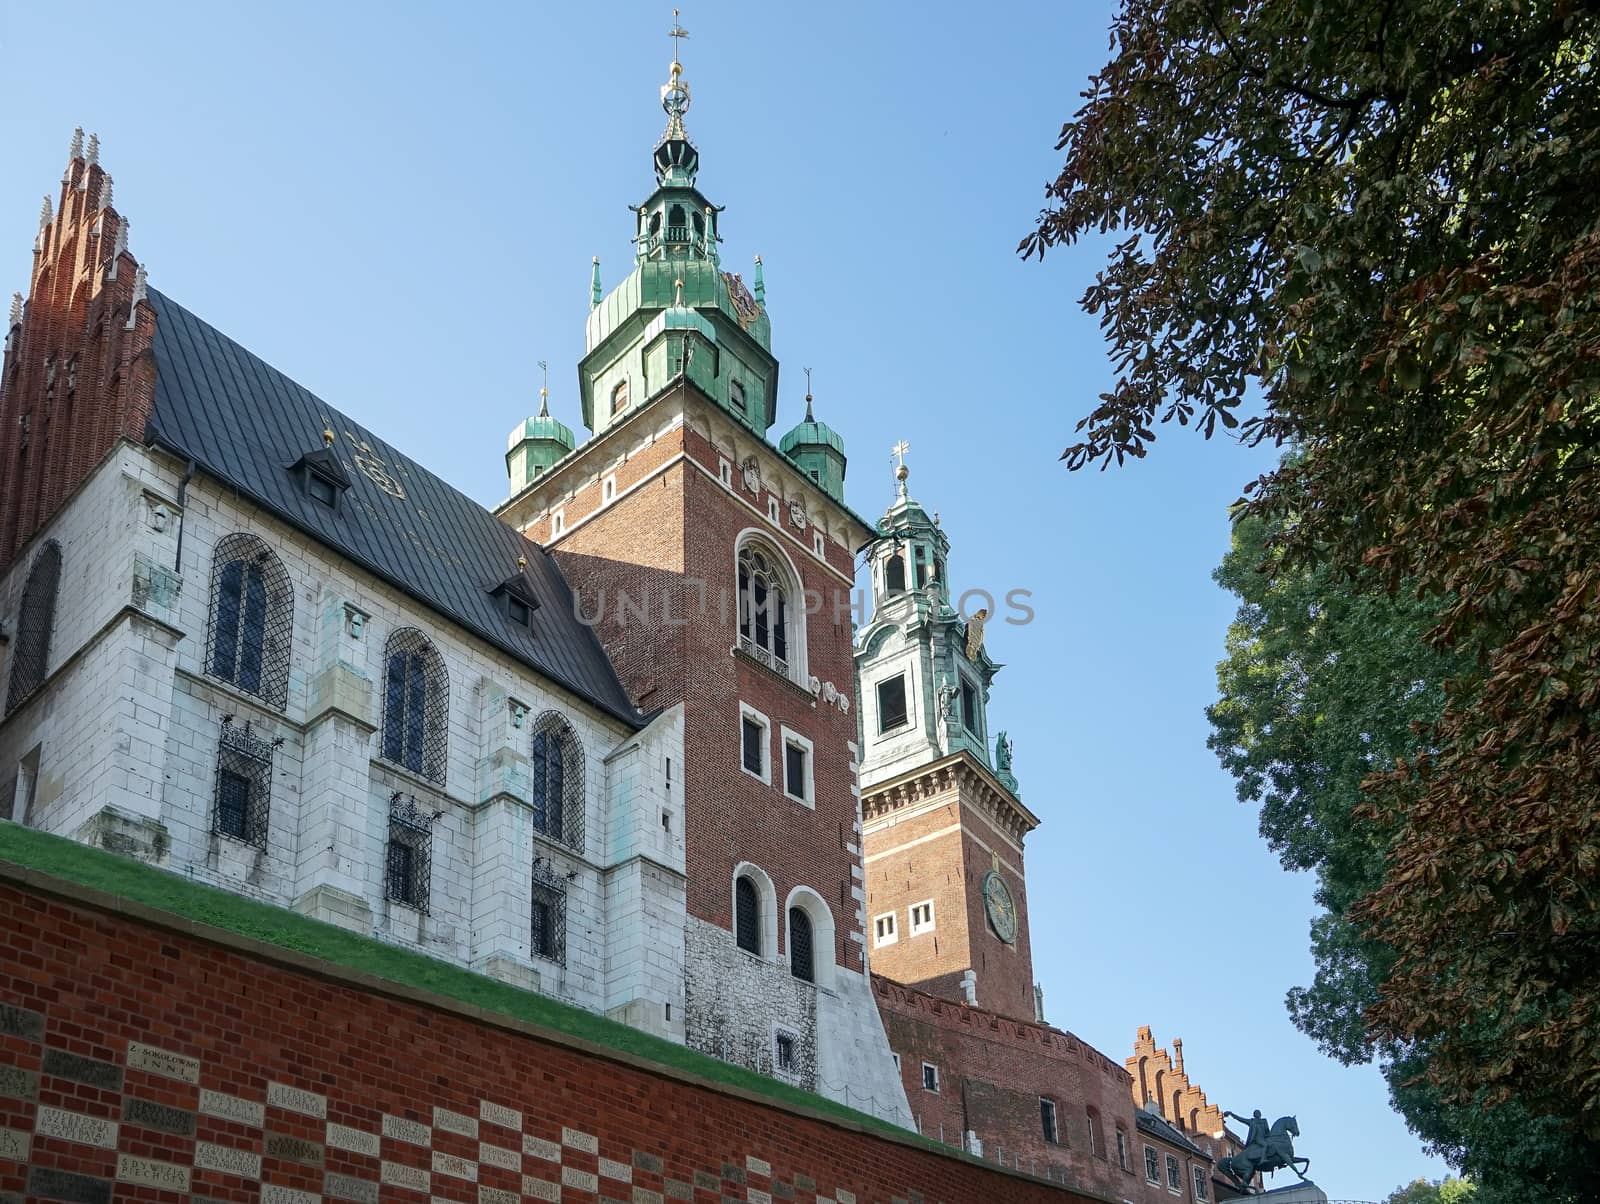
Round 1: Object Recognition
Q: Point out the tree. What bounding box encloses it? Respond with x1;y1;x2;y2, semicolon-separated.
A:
1210;513;1600;1201
1025;0;1600;1143
1385;1177;1476;1204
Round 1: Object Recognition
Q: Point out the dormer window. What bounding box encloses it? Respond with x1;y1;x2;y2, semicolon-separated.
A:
507;596;531;628
489;568;541;631
286;446;352;510
308;473;337;506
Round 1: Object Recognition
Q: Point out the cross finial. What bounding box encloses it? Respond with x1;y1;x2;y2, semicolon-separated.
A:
669;9;688;62
537;359;550;417
892;440;911;498
661;8;691;122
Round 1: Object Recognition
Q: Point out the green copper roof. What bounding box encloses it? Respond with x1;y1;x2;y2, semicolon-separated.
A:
509;412;575;451
780;417;845;456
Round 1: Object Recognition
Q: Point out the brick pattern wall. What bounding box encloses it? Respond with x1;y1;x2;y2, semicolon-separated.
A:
0;142;156;575
0;873;1087;1204
874;978;1211;1204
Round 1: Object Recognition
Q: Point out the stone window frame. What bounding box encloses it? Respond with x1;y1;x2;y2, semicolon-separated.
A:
738;701;771;785
779;724;814;808
1192;1164;1209;1201
909;898;935;936
783;885;836;990
731;861;778;960
872;910;898;948
530;860;568;966
550;508;565;539
1144;1144;1161;1184
1040;1097;1060;1145
874;671;912;736
379;627;450;787
529;710;586;854
920;1061;940;1093
601;473;617;504
1166;1153;1183;1194
205;532;294;712
734;529;808;685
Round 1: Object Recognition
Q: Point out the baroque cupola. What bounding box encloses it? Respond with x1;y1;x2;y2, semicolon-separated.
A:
779;370;848;503
505;362;575;493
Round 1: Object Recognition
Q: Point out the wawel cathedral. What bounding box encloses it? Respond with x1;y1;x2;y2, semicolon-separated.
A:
1;31;1257;1204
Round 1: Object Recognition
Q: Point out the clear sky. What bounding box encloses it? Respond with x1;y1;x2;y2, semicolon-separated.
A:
0;2;1447;1197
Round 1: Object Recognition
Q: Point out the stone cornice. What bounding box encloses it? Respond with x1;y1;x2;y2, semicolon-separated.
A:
860;751;1039;844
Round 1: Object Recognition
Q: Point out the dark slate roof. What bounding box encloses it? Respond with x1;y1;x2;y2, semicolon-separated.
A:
1136;1107;1211;1159
144;289;641;728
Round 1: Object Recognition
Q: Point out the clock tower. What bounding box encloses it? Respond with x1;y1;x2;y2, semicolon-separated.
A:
855;459;1040;1020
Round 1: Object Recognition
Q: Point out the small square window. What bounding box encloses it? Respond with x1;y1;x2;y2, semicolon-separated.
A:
877;675;909;733
739;705;770;783
921;1062;939;1093
873;911;897;947
775;1031;795;1073
1040;1098;1059;1144
910;900;935;935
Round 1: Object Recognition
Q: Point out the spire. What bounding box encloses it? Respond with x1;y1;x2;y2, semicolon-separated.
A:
590;257;602;309
98;175;114;211
538;359;551;417
86;133;100;167
69;127;84;160
804;367;815;422
38;196;52;231
653;9;699;184
753;254;765;305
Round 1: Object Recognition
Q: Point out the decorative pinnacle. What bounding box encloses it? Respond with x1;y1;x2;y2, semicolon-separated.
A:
9;293;22;328
590;256;602;309
804;367;814;421
125;263;148;330
113;218;129;260
660;8;691;130
98;175;113;211
86;133;100;166
518;555;528;571
39;195;52;231
69;127;84;159
537;359;551;417
752;254;765;305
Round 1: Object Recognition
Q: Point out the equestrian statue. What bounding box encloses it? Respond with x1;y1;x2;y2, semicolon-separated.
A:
1217;1109;1311;1192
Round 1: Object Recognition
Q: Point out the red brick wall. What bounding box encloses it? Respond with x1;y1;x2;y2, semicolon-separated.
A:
1;146;157;574
0;872;1091;1204
551;401;864;970
875;976;1190;1204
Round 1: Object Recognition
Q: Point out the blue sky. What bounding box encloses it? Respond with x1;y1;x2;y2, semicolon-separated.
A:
0;2;1446;1197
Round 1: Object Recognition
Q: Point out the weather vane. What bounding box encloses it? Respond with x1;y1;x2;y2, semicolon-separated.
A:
662;9;691;118
537;359;550;416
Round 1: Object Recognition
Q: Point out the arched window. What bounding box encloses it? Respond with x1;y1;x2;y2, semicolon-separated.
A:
735;875;761;954
206;533;293;709
5;540;61;715
884;550;906;594
1155;1070;1167;1115
737;539;797;677
612;379;629;414
788;906;814;982
667;204;686;237
1173;1090;1184;1126
692;210;705;236
648;211;661;236
381;628;448;785
530;711;585;852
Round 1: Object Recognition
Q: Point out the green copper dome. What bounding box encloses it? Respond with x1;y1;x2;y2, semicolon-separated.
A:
506;391;576;493
780;391;847;503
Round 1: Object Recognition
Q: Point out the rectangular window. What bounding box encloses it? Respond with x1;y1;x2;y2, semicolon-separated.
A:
530;878;567;964
1193;1165;1209;1201
1167;1154;1182;1192
1117;1129;1131;1172
216;769;251;840
719;458;733;488
873;912;897;947
785;742;806;799
876;674;908;733
1088;1111;1101;1156
813;532;825;557
1145;1147;1161;1184
385;804;432;913
921;1062;939;1093
507;595;531;628
1040;1098;1059;1144
308;472;338;506
775;1031;795;1073
213;719;273;849
960;679;978;732
740;711;767;780
909;900;935;935
767;497;780;524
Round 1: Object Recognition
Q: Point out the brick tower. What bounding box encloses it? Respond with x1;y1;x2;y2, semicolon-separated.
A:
855;462;1041;1020
496;27;910;1123
0;130;157;574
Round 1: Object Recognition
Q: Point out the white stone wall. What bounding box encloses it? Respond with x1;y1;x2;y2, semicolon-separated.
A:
0;442;684;1027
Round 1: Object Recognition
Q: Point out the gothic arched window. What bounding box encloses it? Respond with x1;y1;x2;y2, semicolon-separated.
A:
4;540;62;715
206;533;293;710
737;540;796;677
530;711;585;853
735;875;761;954
788;906;814;983
381;628;448;785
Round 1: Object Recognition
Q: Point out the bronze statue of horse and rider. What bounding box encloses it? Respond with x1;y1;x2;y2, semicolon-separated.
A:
1217;1110;1311;1193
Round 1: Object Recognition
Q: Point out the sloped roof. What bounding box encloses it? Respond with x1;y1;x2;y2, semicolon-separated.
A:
144;289;641;728
1136;1105;1211;1159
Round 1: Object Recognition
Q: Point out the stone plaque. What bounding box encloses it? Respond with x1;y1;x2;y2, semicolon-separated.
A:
200;1088;265;1127
25;1167;110;1204
480;1142;519;1170
479;1099;521;1130
195;1140;263;1179
562;1126;598;1154
749;1191;773;1204
432;1105;477;1139
324;1172;379;1204
600;1156;632;1182
562;1166;599;1194
35;1106;118;1148
773;1181;796;1201
795;1174;817;1192
0;1126;30;1161
327;1122;380;1157
693;1170;720;1191
0;1066;38;1100
747;1156;772;1178
522;1177;561;1203
41;1048;124;1091
523;1134;560;1161
633;1189;665;1204
838;1191;858;1204
480;1189;519;1204
0;1003;44;1042
126;1041;200;1083
432;1150;477;1181
380;1160;430;1191
261;1186;320;1204
382;1113;431;1147
115;1153;191;1192
267;1081;327;1119
123;1096;196;1136
633;1151;664;1175
265;1131;324;1165
665;1179;694;1201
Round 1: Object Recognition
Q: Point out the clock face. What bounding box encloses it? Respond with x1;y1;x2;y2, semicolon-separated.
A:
982;871;1018;945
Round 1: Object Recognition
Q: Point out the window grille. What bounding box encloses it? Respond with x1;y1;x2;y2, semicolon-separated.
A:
735;875;761;954
385;794;436;913
774;1031;796;1073
4;540;61;715
205;533;293;710
737;543;790;675
380;628;448;785
530;860;568;964
529;711;585;853
788;906;814;982
213;717;277;849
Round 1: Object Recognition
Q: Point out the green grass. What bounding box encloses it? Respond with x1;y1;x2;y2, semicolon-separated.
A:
0;820;926;1145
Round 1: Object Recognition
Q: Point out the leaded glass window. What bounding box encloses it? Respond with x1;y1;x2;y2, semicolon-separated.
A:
381;628;448;785
788;906;814;982
530;711;584;853
206;533;293;710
